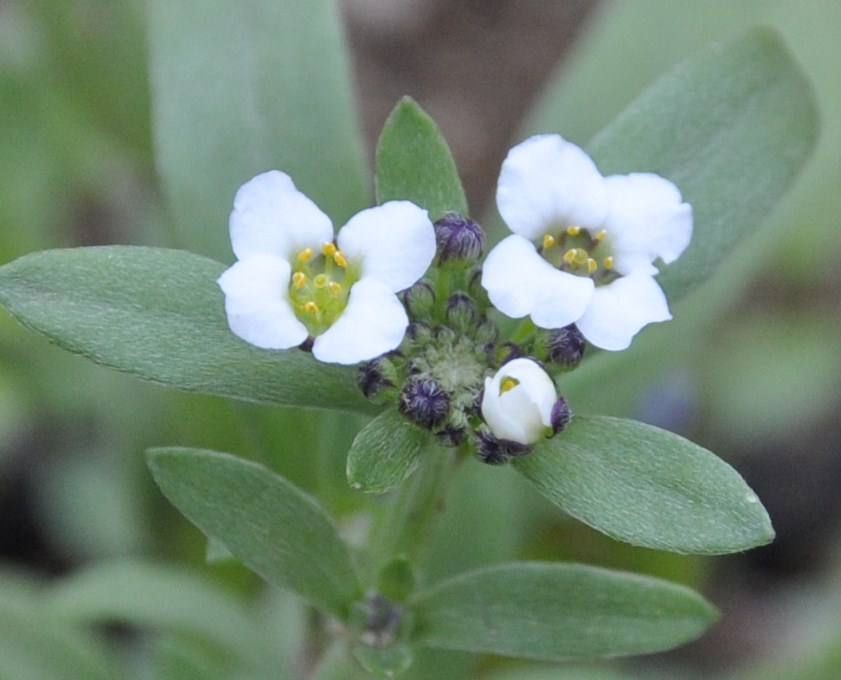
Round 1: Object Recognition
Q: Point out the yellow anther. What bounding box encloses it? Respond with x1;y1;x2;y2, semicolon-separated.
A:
499;377;519;395
563;248;577;265
328;281;342;296
322;242;337;257
603;256;614;270
542;234;556;250
297;247;314;262
573;248;589;265
333;250;348;268
313;273;328;288
566;225;581;237
292;271;307;289
587;258;598;273
595;229;607;241
304;301;319;314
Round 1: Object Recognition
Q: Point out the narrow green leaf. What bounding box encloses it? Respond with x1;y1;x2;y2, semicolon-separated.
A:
147;448;362;618
376;97;468;220
346;408;429;493
0;246;375;413
514;416;774;554
45;561;267;667
148;0;368;260
412;562;717;660
587;29;818;301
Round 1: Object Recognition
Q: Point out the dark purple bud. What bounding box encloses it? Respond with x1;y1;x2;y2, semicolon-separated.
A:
444;292;477;332
398;377;450;430
436;424;466;448
475;428;531;465
434;212;485;267
358;356;398;403
400;280;435;318
539;325;586;368
551;396;572;433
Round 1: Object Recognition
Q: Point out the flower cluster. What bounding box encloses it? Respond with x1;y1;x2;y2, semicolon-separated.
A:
217;134;692;460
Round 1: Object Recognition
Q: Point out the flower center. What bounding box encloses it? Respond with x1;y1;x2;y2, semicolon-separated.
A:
499;376;519;395
288;242;356;336
539;225;616;284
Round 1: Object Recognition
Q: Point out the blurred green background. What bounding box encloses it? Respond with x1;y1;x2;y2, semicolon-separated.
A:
0;1;840;678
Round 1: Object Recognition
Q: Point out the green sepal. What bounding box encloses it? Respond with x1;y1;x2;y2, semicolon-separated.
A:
375;96;469;221
514;415;774;554
146;447;362;619
0;246;375;413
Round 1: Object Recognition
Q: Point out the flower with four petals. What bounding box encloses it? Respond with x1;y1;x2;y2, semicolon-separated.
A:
218;170;436;364
482;134;693;351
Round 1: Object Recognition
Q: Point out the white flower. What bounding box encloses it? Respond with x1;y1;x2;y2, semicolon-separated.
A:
481;358;558;445
482;134;693;351
217;171;436;364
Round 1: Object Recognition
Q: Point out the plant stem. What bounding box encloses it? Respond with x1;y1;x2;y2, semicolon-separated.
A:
367;445;460;584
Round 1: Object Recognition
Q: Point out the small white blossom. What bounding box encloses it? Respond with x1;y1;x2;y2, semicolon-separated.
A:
218;171;436;364
482;134;693;351
481;358;558;445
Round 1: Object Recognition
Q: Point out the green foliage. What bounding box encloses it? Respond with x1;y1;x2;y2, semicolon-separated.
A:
587;29;818;302
375;97;469;220
0;246;374;413
146;448;362;618
147;0;369;260
411;562;717;660
347;408;429;493
515;416;773;554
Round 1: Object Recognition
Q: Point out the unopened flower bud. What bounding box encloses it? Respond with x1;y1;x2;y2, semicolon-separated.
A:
481;358;558;445
434;212;485;267
398;377;450;430
474;316;499;345
475;427;530;465
551;396;572;433
358;356;399;404
400;280;435;318
444;292;477;333
535;325;585;369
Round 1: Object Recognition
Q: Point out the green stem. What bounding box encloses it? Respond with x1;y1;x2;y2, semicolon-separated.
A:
367;445;459;583
510;317;537;345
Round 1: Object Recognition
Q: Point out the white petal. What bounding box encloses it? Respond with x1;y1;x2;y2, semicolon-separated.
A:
229;170;334;261
482;358;557;444
576;274;671;351
482;235;593;327
496;134;608;241
217;254;308;349
603;173;693;274
312;278;408;364
337;201;436;292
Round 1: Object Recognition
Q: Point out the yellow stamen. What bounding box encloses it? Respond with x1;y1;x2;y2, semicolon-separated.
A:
328;281;342;296
566;225;581;237
333;250;348;268
542;234;556;250
292;271;307;289
313;273;328;288
595;229;607;241
574;248;589;265
603;256;614;270
499;377;519;395
322;242;337;257
304;301;319;314
563;248;577;265
297;247;314;262
587;258;598;273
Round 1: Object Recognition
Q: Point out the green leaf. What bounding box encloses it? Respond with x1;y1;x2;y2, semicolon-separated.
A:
411;562;717;660
514;416;774;554
587;29;818;301
346;408;429;493
147;0;368;260
45;561;268;667
0;246;375;413
147;448;362;618
376;97;468;220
